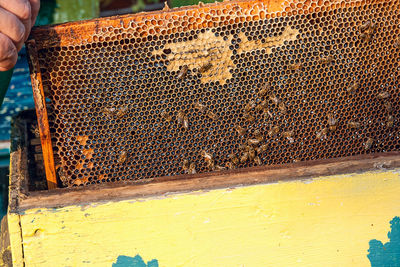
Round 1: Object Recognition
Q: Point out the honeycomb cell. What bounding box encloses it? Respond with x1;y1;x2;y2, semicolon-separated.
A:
28;0;400;187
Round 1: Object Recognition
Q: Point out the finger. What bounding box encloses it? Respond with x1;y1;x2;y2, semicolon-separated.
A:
29;0;40;27
0;0;31;21
0;7;26;50
0;0;32;42
0;33;18;71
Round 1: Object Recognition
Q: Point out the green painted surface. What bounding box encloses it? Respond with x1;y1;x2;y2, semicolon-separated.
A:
368;216;400;266
0;69;13;108
113;255;159;267
36;0;99;26
170;0;222;8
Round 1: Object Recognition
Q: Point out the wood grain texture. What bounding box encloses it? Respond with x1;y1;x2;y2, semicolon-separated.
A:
26;40;57;189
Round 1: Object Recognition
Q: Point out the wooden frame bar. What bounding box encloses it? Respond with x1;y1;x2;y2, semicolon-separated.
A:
14;151;400;211
26;0;394;189
26;40;57;189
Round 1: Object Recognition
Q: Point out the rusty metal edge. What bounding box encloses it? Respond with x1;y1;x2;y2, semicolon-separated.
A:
26;40;58;189
28;0;378;49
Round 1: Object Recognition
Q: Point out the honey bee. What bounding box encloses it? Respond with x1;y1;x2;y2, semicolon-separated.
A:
183;117;189;129
161;110;173;122
199;62;213;73
215;165;226;171
347;82;360;93
269;93;280;105
378;91;390;100
177;65;188;79
255;101;267;112
207;160;216;170
235;125;246;136
225;161;235;170
316;128;329;140
359;21;376;41
348;121;361;129
103;107;117;117
118;151;127;164
264;109;274;119
288;63;303;72
240;152;249;163
182;159;190;171
30;124;40;138
268;126;280;137
327;113;337;131
248;138;262;146
116;106;129;118
177;110;189;129
254;156;262;166
318;56;334;65
360;21;376;33
177;110;184;124
384;101;392;112
238;144;247;151
201;150;213;161
364;137;374;150
360;21;372;32
256;144;268;154
360;32;372;42
278;102;287;114
258;83;270;97
248;147;256;161
395;37;400;48
245;100;257;111
243;113;255;122
207;111;218;120
188;163;197;174
254;129;262;139
194;102;207;112
228;153;239;165
283;130;294;143
387;115;394;128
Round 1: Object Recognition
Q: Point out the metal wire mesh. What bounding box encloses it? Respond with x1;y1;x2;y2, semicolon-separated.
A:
28;0;400;187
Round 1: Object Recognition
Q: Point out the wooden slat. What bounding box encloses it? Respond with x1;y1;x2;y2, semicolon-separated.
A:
17;151;400;211
26;40;57;189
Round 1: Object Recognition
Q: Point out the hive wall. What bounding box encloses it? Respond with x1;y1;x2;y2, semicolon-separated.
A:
28;0;400;187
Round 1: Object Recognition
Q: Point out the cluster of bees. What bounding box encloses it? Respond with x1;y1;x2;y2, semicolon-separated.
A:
163;20;397;174
303;20;395;151
176;81;295;174
177;62;213;80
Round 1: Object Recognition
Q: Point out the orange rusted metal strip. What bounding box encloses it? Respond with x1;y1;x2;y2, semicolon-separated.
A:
26;40;58;189
29;0;371;50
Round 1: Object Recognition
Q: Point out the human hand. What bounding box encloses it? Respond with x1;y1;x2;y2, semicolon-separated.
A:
0;0;40;71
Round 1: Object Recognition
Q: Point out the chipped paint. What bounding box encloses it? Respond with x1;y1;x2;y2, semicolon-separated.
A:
5;170;400;266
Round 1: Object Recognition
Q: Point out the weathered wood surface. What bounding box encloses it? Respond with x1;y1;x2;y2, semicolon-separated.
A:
18;151;400;211
13;169;400;266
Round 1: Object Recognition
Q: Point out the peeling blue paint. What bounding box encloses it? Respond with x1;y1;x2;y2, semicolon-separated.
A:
112;255;158;267
368;216;400;266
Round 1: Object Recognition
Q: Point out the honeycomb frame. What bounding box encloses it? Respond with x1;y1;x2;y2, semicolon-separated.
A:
27;0;400;189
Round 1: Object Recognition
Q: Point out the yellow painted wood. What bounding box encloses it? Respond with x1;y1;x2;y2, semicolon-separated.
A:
9;170;400;266
7;214;23;266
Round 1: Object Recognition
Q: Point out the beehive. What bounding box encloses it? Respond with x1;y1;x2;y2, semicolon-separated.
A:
27;0;400;188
